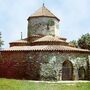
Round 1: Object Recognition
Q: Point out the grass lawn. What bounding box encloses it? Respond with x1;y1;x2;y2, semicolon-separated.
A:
0;78;90;90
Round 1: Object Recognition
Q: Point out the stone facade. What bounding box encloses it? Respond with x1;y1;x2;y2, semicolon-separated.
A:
0;51;89;80
28;17;59;37
39;52;89;80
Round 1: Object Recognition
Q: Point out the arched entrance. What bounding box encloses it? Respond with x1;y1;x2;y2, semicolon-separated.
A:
62;60;73;80
78;67;85;80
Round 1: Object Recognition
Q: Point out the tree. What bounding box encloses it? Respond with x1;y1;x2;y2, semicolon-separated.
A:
0;32;4;48
70;33;90;80
69;40;78;48
78;33;90;50
78;33;90;80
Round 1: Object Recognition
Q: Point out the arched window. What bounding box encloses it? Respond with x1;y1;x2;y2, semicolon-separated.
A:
78;66;85;80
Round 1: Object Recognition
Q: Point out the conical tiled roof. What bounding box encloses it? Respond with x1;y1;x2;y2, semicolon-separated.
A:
31;35;68;45
33;35;65;42
28;5;60;21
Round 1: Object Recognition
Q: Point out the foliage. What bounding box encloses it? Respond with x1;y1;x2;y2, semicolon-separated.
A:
69;40;78;47
0;32;4;48
78;33;90;50
0;40;4;47
48;19;55;26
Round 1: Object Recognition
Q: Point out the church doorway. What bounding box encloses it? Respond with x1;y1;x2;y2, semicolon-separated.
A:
62;60;73;80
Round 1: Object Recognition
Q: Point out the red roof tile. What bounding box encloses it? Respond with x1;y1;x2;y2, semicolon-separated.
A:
31;35;68;45
2;45;90;53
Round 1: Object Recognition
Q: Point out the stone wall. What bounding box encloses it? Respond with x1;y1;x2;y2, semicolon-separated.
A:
28;17;59;37
0;51;89;80
38;52;89;80
0;51;40;80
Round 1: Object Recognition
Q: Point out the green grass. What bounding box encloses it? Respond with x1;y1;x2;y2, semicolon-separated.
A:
0;78;90;90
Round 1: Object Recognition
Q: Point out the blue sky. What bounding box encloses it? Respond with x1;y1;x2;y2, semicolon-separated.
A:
0;0;90;48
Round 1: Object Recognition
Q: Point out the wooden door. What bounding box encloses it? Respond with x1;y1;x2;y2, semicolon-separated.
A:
62;60;73;80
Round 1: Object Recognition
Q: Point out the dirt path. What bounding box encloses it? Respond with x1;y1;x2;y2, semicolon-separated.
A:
28;80;90;84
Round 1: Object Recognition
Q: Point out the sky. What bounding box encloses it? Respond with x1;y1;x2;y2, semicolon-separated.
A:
0;0;90;48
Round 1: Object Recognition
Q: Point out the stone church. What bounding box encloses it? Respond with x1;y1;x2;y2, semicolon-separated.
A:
0;5;90;80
